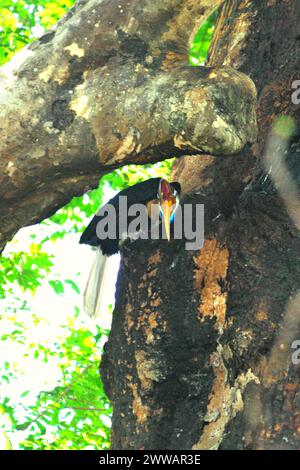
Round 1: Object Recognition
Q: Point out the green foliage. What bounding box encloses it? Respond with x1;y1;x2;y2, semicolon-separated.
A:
0;0;75;66
19;324;112;451
190;9;218;65
0;304;111;449
0;245;54;298
38;0;74;28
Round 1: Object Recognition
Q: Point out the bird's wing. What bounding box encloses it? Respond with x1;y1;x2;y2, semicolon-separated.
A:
108;177;161;206
80;178;161;246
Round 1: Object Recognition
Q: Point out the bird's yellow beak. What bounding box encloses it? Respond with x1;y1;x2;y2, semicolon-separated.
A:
161;199;174;241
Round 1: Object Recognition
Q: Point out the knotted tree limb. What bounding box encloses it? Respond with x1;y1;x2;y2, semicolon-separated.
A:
0;0;257;252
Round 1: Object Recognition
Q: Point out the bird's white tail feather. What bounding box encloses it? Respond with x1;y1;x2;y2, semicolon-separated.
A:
83;249;109;318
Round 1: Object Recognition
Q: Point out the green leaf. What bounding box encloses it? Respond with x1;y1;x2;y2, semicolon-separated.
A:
49;280;65;295
65;279;80;294
16;422;32;431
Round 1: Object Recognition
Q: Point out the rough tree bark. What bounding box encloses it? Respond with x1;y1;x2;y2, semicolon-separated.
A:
100;0;300;450
0;0;257;252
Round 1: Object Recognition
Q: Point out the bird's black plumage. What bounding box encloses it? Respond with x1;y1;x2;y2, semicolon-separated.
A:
80;177;181;255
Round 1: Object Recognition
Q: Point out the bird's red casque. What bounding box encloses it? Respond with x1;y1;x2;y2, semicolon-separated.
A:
159;179;174;200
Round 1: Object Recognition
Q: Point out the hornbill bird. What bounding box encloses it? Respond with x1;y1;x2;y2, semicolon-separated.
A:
80;177;181;318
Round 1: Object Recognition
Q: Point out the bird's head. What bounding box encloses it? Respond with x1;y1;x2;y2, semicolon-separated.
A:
158;179;180;241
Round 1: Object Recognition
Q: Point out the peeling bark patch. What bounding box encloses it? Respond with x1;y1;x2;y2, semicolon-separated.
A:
128;382;150;427
64;43;85;58
69;91;90;119
256;300;268;321
38;63;69;85
39;65;55;83
194;239;229;329
137;311;159;345
6;161;16;177
148;250;161;266
192;345;260;450
160;51;186;71
115;128;141;161
135;350;162;391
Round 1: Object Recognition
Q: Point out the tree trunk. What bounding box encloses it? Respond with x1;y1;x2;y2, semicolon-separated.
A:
101;0;300;450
